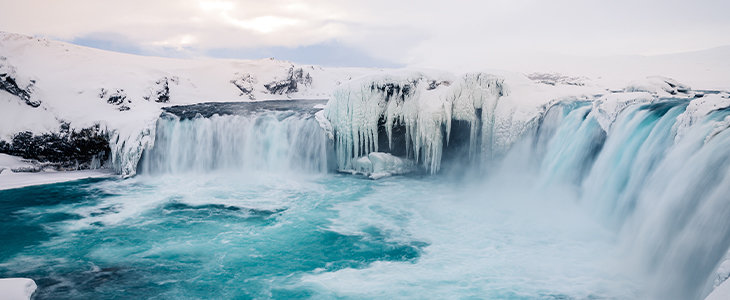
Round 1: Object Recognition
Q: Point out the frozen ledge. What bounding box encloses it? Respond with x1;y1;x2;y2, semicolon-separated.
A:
0;278;36;300
0;169;115;190
706;278;730;300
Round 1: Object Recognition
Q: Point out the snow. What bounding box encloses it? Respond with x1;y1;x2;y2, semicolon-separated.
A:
0;153;32;171
0;154;114;190
624;76;692;96
674;94;730;144
0;168;114;191
706;278;730;300
0;90;58;138
0;278;36;300
352;152;417;179
590;92;655;132
714;258;730;288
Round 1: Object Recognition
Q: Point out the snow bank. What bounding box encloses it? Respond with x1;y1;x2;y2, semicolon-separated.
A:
0;278;36;300
0;153;114;190
706;278;730;300
352;152;417;179
590;92;655;132
674;94;730;144
0;169;114;190
0;153;33;172
624;76;691;96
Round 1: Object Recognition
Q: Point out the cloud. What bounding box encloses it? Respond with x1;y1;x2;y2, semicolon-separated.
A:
1;0;729;70
206;41;404;67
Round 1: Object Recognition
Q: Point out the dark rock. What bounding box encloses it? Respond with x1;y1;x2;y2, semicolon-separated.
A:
99;88;131;111
263;66;313;95
230;73;256;100
144;76;177;103
162;99;327;120
376;116;408;157
0;123;110;170
427;80;451;90
368;80;419;103
0;56;41;107
527;72;586;86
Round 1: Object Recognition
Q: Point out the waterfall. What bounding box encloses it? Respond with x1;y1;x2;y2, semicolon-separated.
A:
522;98;730;300
127;92;730;299
139;110;332;175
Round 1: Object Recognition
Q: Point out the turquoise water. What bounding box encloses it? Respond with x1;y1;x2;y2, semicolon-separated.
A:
0;172;633;299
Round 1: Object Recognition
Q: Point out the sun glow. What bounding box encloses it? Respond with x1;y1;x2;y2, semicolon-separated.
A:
198;0;299;34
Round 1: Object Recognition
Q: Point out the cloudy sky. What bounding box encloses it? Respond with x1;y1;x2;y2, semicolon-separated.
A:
2;0;729;71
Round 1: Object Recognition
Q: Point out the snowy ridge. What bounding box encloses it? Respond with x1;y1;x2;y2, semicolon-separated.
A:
624;76;692;96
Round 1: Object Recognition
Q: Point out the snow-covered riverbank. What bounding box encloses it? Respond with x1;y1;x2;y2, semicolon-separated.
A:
0;154;113;190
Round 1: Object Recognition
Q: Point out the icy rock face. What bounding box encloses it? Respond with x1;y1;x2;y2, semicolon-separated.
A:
352;152;417;179
264;66;313;96
526;72;587;86
674;94;730;144
231;73;257;100
0;57;40;107
108;120;157;177
325;72;508;174
314;110;334;140
454;73;507;160
145;76;177;103
589;92;654;132
99;88;131;111
714;256;730;288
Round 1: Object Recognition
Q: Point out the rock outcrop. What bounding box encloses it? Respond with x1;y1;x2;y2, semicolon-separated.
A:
0;123;110;170
0;56;41;107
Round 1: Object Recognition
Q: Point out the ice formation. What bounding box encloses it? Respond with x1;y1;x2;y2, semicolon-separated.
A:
325;72;511;174
0;278;36;300
352;152;417;179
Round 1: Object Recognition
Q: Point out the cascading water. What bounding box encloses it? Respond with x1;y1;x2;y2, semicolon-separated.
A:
3;90;730;299
322;84;730;299
139;109;332;175
506;97;730;300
